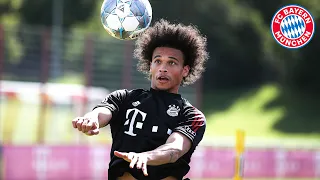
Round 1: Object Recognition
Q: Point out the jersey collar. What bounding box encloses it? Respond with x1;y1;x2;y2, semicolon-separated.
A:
150;88;181;98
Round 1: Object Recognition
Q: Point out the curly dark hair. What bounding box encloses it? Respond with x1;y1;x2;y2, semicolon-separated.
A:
134;19;209;86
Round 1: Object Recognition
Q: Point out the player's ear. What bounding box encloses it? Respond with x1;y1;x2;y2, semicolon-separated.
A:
149;62;153;79
182;65;190;77
149;60;152;72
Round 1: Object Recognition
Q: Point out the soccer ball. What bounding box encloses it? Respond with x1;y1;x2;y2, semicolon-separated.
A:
101;0;152;40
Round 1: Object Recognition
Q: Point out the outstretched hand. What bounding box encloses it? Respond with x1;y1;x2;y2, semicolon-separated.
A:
114;151;149;176
72;117;100;136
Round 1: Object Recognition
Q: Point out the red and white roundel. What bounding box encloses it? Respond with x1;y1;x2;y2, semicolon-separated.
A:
271;5;315;49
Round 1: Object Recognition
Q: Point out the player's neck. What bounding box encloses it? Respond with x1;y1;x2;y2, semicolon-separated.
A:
150;86;180;95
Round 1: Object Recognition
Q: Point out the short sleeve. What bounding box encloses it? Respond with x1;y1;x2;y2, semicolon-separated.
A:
93;89;130;122
174;105;206;148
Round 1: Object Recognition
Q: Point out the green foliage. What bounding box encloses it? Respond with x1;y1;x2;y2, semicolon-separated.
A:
5;29;23;64
19;0;97;28
0;0;23;17
239;0;320;92
190;0;274;88
4;0;318;92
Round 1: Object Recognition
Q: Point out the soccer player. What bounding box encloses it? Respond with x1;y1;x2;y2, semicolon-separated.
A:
72;19;209;180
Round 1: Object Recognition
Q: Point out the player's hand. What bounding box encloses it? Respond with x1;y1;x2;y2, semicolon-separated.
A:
114;151;149;176
72;117;100;136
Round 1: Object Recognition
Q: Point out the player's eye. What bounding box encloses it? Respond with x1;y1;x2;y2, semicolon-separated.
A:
154;59;161;64
169;61;176;65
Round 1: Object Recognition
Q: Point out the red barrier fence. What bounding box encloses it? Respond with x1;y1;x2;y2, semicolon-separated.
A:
3;145;320;179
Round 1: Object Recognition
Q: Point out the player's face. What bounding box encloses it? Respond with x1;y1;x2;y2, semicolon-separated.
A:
150;47;190;93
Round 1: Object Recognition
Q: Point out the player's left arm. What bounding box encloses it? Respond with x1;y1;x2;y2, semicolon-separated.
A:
145;131;192;164
143;106;207;165
114;132;192;176
114;106;206;176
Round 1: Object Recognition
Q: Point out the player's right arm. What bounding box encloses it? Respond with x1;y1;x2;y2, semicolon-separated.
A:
72;89;130;136
72;107;112;135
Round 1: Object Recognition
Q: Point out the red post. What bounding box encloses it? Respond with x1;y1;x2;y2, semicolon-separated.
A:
82;34;94;115
37;28;50;144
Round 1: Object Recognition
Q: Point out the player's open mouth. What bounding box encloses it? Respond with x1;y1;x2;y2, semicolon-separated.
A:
157;76;170;83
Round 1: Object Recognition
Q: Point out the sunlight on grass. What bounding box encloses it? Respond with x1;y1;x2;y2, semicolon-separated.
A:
206;85;286;137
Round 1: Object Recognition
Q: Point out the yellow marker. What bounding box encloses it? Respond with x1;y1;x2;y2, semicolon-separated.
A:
234;130;245;180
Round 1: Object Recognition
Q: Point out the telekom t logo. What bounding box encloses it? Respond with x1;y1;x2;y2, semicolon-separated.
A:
124;108;147;136
32;147;51;180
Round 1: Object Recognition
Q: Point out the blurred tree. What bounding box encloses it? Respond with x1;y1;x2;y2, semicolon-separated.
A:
0;1;11;16
291;27;320;92
245;0;320;92
0;0;22;17
19;0;97;28
2;0;319;92
191;0;277;89
12;0;99;81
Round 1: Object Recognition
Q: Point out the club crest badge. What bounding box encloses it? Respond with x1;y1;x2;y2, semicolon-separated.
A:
167;105;180;117
271;4;315;49
132;101;141;107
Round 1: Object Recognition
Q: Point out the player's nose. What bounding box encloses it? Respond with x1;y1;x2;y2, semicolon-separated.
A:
159;69;167;72
158;64;168;72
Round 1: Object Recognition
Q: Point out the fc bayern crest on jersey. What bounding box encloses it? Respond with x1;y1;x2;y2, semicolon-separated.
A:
167;105;180;117
271;5;315;49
